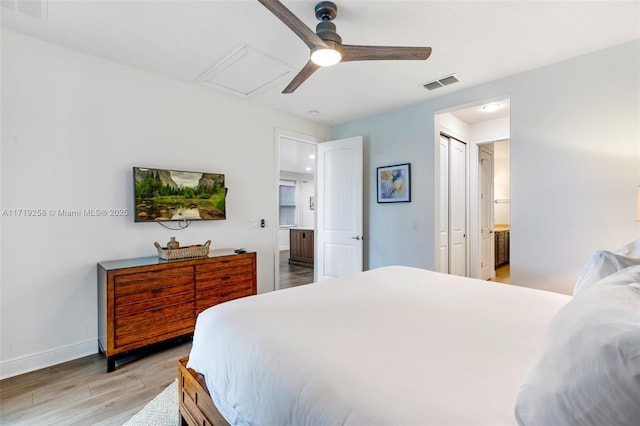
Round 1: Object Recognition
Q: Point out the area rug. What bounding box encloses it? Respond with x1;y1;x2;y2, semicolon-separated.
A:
123;380;179;426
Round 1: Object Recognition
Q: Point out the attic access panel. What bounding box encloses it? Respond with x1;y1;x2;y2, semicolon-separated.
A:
196;44;294;98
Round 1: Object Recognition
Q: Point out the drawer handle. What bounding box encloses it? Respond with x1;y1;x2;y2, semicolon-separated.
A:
151;307;163;313
151;288;163;293
220;291;232;298
221;275;231;280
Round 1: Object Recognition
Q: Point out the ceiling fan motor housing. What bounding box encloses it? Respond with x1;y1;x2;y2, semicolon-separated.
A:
315;2;341;44
316;21;342;44
314;1;338;21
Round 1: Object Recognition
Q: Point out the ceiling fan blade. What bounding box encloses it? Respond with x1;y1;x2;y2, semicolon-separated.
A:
342;45;432;62
257;0;328;50
283;60;321;93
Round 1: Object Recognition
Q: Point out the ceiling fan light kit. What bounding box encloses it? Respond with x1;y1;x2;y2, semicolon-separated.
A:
257;0;432;93
311;44;342;66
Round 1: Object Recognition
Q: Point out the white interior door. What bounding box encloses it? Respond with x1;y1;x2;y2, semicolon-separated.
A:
316;136;363;281
449;138;467;276
480;148;495;280
438;135;449;273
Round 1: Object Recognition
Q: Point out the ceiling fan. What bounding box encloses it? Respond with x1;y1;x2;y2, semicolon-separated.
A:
257;0;432;93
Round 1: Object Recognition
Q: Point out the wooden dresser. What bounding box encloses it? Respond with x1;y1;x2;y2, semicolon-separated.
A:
289;228;314;267
98;250;256;372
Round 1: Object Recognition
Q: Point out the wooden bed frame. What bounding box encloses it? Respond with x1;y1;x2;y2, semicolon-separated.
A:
178;357;230;426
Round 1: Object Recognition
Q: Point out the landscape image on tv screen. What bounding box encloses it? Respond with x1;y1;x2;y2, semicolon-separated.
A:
133;167;226;222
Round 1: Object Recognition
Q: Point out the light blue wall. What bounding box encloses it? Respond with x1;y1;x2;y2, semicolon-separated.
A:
332;40;640;295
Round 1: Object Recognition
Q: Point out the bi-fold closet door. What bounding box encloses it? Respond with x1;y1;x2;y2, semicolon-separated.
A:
439;134;467;276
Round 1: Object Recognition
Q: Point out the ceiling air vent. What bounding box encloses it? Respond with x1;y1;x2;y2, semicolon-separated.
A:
423;74;459;91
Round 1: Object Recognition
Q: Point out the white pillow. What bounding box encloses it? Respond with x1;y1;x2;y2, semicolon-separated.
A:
613;239;640;259
515;265;640;426
573;250;640;295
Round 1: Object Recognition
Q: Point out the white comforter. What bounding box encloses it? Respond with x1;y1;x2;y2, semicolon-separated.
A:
187;266;570;426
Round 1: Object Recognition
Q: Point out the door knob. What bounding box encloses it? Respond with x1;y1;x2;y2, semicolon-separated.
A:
352;236;362;240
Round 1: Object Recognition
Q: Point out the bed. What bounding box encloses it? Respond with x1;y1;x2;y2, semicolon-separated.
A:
180;255;640;425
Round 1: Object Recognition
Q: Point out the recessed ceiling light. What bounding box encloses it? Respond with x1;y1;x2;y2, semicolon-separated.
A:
305;167;312;171
482;103;502;112
307;110;320;116
309;154;316;159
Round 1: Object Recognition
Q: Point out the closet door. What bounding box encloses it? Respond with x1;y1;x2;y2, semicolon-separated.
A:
438;135;450;273
448;138;467;277
438;135;468;276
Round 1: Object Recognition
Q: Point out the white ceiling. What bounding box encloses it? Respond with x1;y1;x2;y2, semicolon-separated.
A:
451;97;511;124
1;1;638;126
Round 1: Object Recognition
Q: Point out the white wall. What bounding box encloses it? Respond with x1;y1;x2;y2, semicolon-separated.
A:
470;116;510;144
332;40;640;295
300;179;315;228
439;113;470;142
0;30;329;378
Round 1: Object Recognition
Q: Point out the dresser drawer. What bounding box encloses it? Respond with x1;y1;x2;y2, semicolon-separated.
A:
115;284;194;316
197;277;252;294
116;280;193;306
115;301;194;331
115;274;193;297
195;271;254;291
196;287;253;315
114;265;193;286
115;313;194;347
195;255;253;272
196;265;253;282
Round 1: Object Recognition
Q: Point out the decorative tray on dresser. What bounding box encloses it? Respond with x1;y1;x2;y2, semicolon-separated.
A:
97;249;256;372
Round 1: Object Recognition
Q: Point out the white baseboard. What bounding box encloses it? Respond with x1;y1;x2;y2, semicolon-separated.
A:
0;339;98;380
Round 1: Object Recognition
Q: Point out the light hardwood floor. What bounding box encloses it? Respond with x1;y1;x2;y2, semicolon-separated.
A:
0;342;191;425
279;250;314;289
495;263;510;284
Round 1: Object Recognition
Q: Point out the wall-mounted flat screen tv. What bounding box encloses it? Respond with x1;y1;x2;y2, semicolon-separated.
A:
133;167;226;222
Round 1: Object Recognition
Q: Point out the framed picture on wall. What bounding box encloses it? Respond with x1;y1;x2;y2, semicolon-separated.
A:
377;163;411;203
